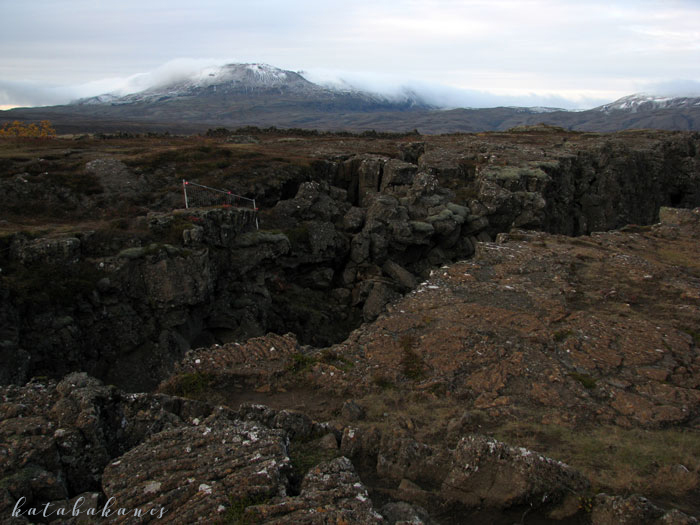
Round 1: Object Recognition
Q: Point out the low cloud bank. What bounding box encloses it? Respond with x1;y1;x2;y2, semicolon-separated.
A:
3;60;696;112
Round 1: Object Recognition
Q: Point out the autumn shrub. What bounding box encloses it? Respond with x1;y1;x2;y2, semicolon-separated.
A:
0;120;56;138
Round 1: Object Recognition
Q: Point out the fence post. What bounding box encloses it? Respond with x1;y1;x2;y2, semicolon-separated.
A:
253;199;259;229
183;179;189;209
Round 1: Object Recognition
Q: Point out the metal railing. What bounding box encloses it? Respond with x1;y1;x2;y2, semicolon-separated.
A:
182;179;259;229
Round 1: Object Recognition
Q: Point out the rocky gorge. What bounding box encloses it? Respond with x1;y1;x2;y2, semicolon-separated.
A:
1;127;699;523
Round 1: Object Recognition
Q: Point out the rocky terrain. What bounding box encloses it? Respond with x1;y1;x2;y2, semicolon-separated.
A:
1;128;699;523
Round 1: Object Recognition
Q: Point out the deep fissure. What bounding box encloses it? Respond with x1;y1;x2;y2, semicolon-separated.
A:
1;133;699;393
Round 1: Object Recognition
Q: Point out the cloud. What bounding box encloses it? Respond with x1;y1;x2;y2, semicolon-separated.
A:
112;58;238;94
303;68;610;110
0;59;693;113
0;80;69;109
639;79;700;98
0;58;236;108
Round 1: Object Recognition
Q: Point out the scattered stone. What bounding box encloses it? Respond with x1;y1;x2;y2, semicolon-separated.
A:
341;399;366;421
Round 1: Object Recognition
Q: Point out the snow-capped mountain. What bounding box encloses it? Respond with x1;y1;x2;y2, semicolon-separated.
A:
75;63;430;108
5;63;700;133
596;93;700;114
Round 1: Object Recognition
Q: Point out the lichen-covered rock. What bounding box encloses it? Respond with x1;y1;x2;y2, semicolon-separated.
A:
591;494;698;525
381;501;432;524
246;457;384;524
0;373;208;520
381;159;418;193
85;158;144;195
376;433;451;488
441;435;589;509
101;415;291;523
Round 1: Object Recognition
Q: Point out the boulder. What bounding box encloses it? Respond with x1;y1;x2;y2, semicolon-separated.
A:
102;415;290;522
441;435;589;509
363;282;398;322
381;159;418;193
382;260;418;291
247;457;384;523
590;494;698;525
399;142;425;164
85;158;143;194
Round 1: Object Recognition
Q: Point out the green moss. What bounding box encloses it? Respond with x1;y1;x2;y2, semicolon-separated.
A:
319;349;354;371
569;372;597;390
0;465;45;490
682;329;700;347
3;260;102;307
284;224;310;249
288;441;340;479
482;165;547;180
162;215;197;244
160;372;215;399
220;494;272;525
553;329;572;342
286;352;318;373
118;247;147;259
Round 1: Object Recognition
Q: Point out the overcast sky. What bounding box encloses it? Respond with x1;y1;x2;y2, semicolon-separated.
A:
2;0;700;110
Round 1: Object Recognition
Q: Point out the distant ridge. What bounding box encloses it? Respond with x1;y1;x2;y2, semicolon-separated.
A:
2;64;700;133
595;93;700;114
73;63;431;110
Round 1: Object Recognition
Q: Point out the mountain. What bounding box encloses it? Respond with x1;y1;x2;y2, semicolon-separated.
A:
1;64;700;133
78;63;321;104
74;63;431;111
595;93;700;113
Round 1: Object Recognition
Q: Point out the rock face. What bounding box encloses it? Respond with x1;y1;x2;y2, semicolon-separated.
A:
591;494;699;525
263;207;699;429
337;426;588;519
1;131;699;395
0;150;480;389
168;207;700;519
3;370;699;523
0;372;205;522
0;374;389;524
442;435;588;509
102;416;291;522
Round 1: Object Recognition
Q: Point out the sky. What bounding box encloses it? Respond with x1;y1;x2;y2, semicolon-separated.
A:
1;0;700;110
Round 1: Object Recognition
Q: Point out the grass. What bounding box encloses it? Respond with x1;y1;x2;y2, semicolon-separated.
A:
220;494;272;525
494;422;700;505
400;334;426;380
319;348;354;372
655;248;700;273
371;374;395;390
159;372;215;399
162;215;199;244
286;352;318;373
454;185;480;203
288;439;341;479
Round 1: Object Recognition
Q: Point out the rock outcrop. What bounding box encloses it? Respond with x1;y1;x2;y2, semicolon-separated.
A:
2;131;699;392
0;374;389;524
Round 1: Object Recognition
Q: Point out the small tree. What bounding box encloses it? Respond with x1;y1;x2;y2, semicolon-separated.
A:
0;120;56;138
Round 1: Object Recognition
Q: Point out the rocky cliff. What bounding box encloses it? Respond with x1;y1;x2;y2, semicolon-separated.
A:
1;129;700;522
1;129;699;391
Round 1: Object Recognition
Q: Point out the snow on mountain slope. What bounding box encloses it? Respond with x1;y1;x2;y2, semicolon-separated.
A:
74;63;430;108
596;93;700;113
